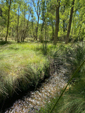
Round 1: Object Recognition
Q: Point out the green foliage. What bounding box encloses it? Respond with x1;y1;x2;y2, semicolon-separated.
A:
59;76;85;113
0;0;84;42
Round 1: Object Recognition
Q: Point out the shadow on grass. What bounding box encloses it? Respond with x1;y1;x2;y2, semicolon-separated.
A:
35;44;57;56
9;47;19;50
0;63;50;113
0;41;12;45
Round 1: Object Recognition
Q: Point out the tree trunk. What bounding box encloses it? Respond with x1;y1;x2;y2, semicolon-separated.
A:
65;0;75;44
54;0;60;45
36;15;39;40
23;4;26;42
17;6;20;43
62;6;65;33
27;10;30;30
51;21;54;41
43;23;47;55
5;0;11;42
61;5;67;40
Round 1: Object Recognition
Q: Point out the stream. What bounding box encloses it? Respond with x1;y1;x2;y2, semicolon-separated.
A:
2;42;84;113
4;62;69;113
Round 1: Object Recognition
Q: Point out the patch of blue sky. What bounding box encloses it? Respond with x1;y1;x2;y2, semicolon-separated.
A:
25;0;42;24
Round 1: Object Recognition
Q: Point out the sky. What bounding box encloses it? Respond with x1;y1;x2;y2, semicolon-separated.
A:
25;0;42;24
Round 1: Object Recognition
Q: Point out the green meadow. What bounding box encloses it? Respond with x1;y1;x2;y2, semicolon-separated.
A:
0;42;52;104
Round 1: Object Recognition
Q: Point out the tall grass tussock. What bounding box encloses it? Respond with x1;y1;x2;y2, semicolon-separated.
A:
39;42;85;113
0;42;50;108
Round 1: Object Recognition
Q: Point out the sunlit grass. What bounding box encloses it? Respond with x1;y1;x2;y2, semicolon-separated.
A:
0;42;51;103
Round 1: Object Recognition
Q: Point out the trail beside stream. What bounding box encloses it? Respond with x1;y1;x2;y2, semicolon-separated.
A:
5;61;69;113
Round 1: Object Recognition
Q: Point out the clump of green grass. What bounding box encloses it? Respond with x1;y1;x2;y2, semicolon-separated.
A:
0;42;50;105
60;79;85;113
39;42;85;113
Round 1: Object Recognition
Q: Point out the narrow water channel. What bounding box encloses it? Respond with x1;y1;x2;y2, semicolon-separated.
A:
4;65;68;113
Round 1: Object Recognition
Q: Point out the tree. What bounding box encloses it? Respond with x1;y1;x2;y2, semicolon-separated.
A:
45;1;55;41
32;0;41;40
54;0;60;45
20;0;28;42
27;5;31;31
30;8;36;38
5;0;12;42
17;3;20;43
65;0;75;44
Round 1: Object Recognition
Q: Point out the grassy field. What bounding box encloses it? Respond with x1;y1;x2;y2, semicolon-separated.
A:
0;41;79;97
0;42;53;105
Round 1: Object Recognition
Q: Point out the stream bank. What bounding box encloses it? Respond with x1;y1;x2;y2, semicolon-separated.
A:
4;60;70;113
2;43;82;113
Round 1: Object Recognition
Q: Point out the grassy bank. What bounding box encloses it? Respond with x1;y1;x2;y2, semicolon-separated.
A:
0;42;51;107
39;42;85;113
